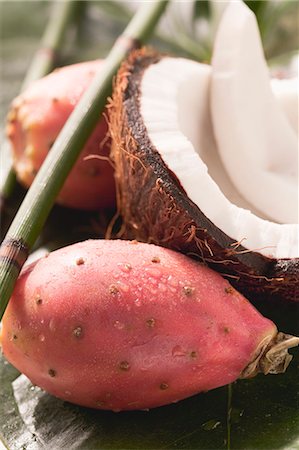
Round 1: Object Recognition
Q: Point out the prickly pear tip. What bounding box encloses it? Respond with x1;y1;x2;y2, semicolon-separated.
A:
241;332;299;379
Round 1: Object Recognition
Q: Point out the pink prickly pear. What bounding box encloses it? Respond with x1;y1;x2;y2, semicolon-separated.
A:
6;61;115;210
1;239;298;411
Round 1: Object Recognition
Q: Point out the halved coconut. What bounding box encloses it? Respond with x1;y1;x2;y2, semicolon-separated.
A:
109;48;298;302
271;78;298;134
211;0;298;224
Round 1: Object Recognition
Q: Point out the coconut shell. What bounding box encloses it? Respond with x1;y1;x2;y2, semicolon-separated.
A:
109;48;299;302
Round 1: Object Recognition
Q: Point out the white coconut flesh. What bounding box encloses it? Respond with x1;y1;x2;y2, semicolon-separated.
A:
271;78;298;134
211;0;298;225
140;57;298;260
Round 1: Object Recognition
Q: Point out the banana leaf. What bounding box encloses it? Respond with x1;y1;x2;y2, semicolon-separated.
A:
0;2;298;449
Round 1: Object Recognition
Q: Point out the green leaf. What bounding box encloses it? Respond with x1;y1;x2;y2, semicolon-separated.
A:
194;0;211;20
245;0;268;17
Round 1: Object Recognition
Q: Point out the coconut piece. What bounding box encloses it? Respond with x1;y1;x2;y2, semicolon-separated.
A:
211;0;298;224
109;48;299;301
271;78;298;134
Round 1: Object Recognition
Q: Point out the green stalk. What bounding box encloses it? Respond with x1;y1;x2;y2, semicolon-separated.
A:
0;0;169;320
0;144;16;206
0;0;85;202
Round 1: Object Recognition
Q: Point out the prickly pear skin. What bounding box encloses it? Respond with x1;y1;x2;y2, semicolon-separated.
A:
6;61;115;210
1;239;276;411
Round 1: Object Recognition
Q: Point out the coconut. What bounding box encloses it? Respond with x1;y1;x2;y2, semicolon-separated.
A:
211;0;298;224
271;78;298;135
109;3;298;302
109;45;298;302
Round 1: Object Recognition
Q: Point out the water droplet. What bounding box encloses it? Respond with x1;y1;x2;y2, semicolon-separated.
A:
145;267;162;279
167;275;178;287
64;390;71;396
39;334;45;342
202;419;221;431
118;262;132;273
120;281;130;292
172;345;186;357
114;320;124;330
49;319;55;331
148;276;158;287
158;282;167;292
40;319;44;325
134;298;141;307
29;385;35;392
148;286;158;295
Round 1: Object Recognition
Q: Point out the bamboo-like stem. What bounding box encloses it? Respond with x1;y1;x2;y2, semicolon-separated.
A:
0;1;169;320
0;0;85;202
0;146;16;206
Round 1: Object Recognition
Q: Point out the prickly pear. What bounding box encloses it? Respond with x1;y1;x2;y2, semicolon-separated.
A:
1;240;298;411
6;61;115;210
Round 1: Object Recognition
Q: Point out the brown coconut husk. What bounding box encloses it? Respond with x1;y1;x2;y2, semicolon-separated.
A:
109;48;299;302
